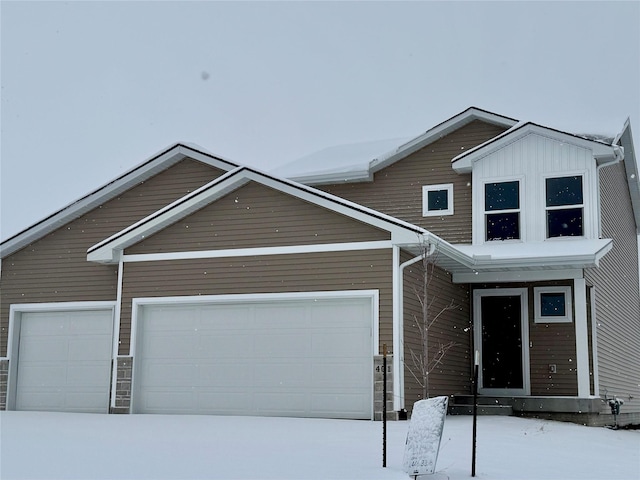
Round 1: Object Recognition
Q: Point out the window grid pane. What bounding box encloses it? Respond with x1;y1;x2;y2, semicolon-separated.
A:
547;208;583;237
485;181;520;211
486;212;520;240
427;189;448;211
546;176;583;207
540;292;566;317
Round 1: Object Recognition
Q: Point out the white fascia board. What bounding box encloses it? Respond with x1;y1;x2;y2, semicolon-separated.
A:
452;123;620;173
453;268;584;284
1;143;239;259
617;119;640;233
369;107;518;174
287;169;373;185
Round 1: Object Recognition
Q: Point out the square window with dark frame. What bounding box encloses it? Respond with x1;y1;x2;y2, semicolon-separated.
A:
534;286;572;323
484;180;520;240
546;176;583;238
422;184;453;217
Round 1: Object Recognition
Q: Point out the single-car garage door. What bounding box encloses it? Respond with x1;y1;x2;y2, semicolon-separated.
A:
133;295;374;419
15;309;114;413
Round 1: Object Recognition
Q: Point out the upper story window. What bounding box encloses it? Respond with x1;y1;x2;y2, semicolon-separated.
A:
422;183;454;217
484;180;520;240
546;176;583;238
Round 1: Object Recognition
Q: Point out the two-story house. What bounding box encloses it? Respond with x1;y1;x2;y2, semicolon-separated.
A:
1;107;638;426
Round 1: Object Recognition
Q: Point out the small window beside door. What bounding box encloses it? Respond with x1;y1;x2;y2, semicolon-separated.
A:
422;184;454;217
534;286;572;323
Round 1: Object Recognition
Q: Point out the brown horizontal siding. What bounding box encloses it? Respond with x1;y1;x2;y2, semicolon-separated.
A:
402;250;471;412
126;182;390;254
0;159;226;357
585;162;640;413
319;121;508;244
118;249;393;356
472;281;579;397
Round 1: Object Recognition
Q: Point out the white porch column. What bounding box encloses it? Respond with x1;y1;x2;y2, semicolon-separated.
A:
574;278;590;397
392;245;403;411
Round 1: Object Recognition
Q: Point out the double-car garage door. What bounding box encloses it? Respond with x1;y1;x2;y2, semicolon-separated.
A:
11;295;374;419
134;296;374;419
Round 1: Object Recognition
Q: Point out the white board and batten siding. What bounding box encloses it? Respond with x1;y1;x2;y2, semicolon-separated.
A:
131;292;377;419
10;306;114;413
472;133;599;244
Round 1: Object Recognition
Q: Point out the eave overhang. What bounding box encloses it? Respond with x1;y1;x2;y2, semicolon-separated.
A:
283;107;518;185
87;167;428;264
451;123;623;173
0;143;239;259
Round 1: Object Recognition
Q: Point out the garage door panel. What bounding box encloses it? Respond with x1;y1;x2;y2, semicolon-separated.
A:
311;393;370;416
199;363;254;386
16;365;67;387
135;296;373;418
253;334;310;357
18;337;68;358
68;337;112;361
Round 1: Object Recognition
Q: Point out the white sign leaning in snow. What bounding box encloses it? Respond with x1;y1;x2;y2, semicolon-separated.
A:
403;396;449;477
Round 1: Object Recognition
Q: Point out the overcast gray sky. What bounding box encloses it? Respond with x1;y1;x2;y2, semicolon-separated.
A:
1;1;639;240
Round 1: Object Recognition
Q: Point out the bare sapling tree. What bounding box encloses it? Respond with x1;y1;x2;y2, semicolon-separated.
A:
408;241;460;400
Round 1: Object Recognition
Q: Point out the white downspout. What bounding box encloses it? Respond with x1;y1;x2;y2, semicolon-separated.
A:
394;242;435;411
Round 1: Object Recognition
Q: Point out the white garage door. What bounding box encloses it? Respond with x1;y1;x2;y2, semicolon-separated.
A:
15;310;114;413
134;296;374;419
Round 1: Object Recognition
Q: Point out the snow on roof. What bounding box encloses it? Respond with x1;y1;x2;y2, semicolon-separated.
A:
271;137;411;183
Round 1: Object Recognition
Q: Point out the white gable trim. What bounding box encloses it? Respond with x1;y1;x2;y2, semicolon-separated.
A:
87;167;427;264
0;143;239;259
452;123;623;173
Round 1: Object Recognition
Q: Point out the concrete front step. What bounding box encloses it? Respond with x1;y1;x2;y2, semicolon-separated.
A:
449;404;513;416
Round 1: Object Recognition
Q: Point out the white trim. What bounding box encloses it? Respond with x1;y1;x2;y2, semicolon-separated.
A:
589;286;600;396
110;259;125;410
542;172;589;239
129;290;380;416
392;246;402;411
422;184;454;217
121;241;393;263
1;144;238;259
453;269;584;284
534;286;573;323
6;301;116;411
87;167;425;264
473;288;531;396
482;177;524;243
574;278;590;397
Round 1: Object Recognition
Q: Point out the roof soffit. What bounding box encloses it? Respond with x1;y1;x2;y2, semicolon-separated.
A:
0;143;240;259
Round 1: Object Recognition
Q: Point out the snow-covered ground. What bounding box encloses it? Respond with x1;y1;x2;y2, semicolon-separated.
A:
1;412;638;480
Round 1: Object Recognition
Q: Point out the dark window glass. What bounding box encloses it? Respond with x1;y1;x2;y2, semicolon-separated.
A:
546;176;583;207
427;189;448;211
540;292;566;317
547;208;583;237
486;212;520;240
485;181;519;211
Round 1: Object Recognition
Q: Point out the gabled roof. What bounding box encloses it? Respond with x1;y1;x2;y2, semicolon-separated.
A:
87;166;429;264
273;107;518;184
451;122;624;173
0;143;239;259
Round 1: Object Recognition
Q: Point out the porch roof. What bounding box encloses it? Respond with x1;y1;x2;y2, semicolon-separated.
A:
423;238;613;283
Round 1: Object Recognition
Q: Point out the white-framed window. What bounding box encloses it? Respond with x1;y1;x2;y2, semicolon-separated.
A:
422;183;454;217
534;286;573;323
484;180;521;241
545;175;584;238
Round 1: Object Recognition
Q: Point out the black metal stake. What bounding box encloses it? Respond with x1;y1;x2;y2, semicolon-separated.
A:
382;343;387;468
472;352;479;477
